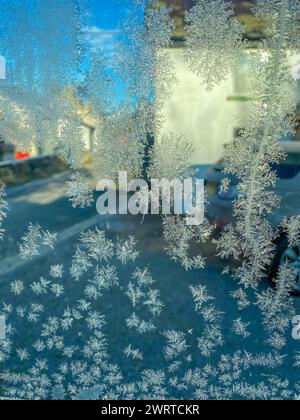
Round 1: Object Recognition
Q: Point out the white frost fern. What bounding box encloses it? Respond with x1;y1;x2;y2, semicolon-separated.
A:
19;223;57;260
0;183;8;240
184;0;245;89
216;0;298;291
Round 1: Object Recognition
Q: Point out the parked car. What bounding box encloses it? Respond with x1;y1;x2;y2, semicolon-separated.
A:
198;141;300;294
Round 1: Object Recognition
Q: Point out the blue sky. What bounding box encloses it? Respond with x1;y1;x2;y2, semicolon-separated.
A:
91;0;128;30
85;0;129;51
85;0;137;104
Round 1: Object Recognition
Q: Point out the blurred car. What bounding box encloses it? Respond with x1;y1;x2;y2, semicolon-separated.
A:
197;141;300;294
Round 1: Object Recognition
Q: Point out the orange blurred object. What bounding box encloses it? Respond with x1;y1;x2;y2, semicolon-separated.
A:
15;151;30;160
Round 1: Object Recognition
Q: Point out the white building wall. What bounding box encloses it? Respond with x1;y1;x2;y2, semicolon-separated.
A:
158;48;248;165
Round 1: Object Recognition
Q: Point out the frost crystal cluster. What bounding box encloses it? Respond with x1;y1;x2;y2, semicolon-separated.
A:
0;0;87;165
214;0;299;337
184;0;245;89
0;0;300;401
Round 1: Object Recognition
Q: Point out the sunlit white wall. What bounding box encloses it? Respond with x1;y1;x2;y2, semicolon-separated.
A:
157;48;250;165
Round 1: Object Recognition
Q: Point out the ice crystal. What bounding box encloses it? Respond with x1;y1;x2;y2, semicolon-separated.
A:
85;265;119;299
126;313;156;334
255;0;300;51
50;265;64;280
80;228;115;262
70;248;93;282
232;319;251;339
282;216;300;247
163;216;213;271
31;278;51;296
66;172;94;209
0;0;87;157
115;0;175;107
190;285;214;311
256;264;296;348
115;236;140;265
124;345;143;361
92;108;150;181
148;133;195;180
184;0;245;89
0;184;8;240
163;330;189;361
1;0;300;402
89;0;175;184
230;288;251;311
16;348;29;362
19;224;57;260
215;0;299;302
10;281;25;296
190;284;224;358
133;267;155;288
294;353;300;368
126;266;163;331
51;284;65;299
